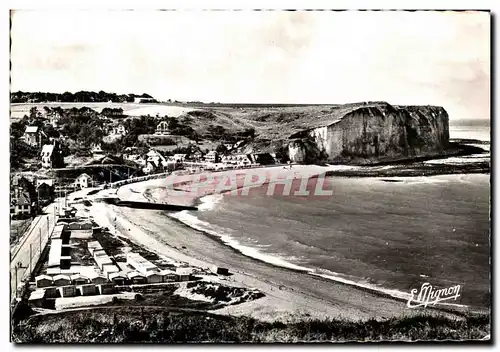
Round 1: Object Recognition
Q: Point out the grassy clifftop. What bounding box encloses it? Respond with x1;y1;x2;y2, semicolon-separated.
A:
13;307;490;343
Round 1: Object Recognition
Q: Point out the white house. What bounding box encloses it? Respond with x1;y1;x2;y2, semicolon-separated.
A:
204;151;218;163
91;144;105;157
155;121;170;135
172;154;187;163
40;144;54;168
74;173;93;189
108;124;127;138
23;126;41;147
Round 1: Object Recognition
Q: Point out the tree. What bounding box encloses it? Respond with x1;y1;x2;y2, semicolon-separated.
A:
215;144;228;154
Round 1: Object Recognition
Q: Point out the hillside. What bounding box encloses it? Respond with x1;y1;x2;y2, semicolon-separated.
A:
10;101;460;164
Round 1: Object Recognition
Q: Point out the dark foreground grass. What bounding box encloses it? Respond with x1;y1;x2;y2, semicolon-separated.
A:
12;307;490;343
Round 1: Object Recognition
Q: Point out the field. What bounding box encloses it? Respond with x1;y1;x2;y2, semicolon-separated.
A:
10;102;196;121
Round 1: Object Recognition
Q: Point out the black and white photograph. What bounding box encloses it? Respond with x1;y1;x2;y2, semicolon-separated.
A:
8;7;491;343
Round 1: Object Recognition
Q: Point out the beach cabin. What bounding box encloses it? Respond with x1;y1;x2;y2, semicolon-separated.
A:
94;251;113;270
176;267;194;281
103;264;120;277
48;239;63;268
44;286;58;299
71;274;89;286
109;272;127;286
97;283;116;295
58;285;76;298
77;284;97;296
35;275;53;288
88;272;108;285
53;274;71;287
160;270;179;283
28;289;46;307
126;252;158;276
87;241;103;256
145;271;163;284
214;266;229;276
127;271;147;285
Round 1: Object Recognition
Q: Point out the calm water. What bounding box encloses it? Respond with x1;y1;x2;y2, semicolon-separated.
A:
169;120;491;308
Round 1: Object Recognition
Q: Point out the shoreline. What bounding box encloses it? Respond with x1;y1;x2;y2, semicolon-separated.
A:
84;165;490;321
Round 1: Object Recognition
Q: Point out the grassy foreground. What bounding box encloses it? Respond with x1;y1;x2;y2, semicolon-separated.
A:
12;307;490;343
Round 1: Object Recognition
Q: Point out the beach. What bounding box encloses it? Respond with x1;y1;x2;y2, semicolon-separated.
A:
83;165;485;322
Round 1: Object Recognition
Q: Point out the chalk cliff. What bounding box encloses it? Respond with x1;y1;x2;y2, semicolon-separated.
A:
288;102;449;164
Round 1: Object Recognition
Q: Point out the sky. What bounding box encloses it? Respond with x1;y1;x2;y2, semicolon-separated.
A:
10;10;490;119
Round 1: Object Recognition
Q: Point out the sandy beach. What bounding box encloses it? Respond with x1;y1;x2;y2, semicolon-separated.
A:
83;165;476;322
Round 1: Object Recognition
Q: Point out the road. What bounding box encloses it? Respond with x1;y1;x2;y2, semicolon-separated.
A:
10;202;58;301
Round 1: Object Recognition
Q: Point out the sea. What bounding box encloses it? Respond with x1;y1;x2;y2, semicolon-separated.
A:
168;119;491;309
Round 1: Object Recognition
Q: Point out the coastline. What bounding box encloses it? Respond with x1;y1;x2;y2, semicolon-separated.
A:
84;164;489;322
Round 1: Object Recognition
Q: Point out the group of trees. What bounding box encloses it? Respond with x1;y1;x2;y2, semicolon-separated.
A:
11;91;154;104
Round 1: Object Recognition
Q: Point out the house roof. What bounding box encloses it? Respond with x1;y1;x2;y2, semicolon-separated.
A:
77;173;92;180
17;192;31;206
53;274;71;281
25;126;39;133
35;275;53;281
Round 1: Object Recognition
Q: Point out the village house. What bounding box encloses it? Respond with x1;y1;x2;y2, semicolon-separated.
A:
74;173;93;189
23;126;42;147
155;121;170;135
36;181;54;206
188;149;204;161
108;124;127;138
204;150;219;163
45;111;61;128
172;154;187;163
40;142;64;169
91;144;105;158
134;97;155;104
13;191;32;217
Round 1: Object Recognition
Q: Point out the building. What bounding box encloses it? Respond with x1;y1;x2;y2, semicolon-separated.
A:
126;252;158;276
36;182;54;206
71;274;89;285
176;267;194;281
23;126;41;147
145;271;163;284
172;154;187;163
58;285;76;298
204;151;218;163
155;121;170;135
13;191;32;217
109;272;127;285
35;275;53;288
109;124;127;138
87;272;108;285
77;284;97;296
134;97;155;104
91;144;105;157
28;289;46;307
53;274;71;286
97;283;116;295
213;266;229;275
48;112;61;128
40;142;64;169
160;270;179;283
74;173;93;189
127;271;147;285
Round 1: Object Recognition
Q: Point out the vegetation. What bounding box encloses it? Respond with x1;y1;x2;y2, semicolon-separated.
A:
12;308;490;343
11;91;153;104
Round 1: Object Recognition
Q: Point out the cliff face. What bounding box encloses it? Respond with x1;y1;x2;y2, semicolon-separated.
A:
288;102;449;164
